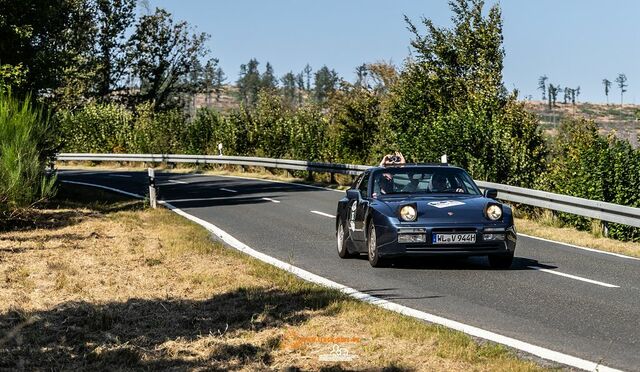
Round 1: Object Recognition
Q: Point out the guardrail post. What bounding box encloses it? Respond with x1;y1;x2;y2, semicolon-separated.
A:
148;168;157;209
602;221;609;238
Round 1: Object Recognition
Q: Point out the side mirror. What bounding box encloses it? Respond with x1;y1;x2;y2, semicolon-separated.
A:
346;189;360;200
484;188;498;199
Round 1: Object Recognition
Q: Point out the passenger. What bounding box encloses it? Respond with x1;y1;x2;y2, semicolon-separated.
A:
379;151;406;167
379;172;393;195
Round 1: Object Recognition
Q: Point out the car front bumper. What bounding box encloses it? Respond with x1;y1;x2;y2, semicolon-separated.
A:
374;222;517;257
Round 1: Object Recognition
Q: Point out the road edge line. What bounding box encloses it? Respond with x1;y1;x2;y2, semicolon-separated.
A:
60;180;621;372
518;233;640;261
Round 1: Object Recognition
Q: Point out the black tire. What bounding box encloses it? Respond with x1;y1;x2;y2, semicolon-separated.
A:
336;218;356;258
488;253;514;269
367;222;387;267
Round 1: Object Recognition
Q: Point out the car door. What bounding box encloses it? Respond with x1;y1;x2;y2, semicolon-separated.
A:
351;172;371;241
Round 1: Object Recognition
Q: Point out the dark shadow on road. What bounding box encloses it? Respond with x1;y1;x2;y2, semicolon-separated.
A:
353;255;557;271
357;288;444;301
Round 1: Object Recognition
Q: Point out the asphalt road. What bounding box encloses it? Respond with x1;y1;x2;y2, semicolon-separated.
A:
60;169;640;371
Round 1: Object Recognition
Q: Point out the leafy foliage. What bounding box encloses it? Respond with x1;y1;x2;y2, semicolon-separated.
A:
126;8;210;110
539;117;640;240
385;0;545;186
0;91;57;218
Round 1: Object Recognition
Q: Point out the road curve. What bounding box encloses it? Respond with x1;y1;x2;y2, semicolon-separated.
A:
59;170;640;371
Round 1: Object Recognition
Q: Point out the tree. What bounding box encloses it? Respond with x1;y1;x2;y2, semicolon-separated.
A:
202;58;224;105
615;73;628;106
602;78;611;104
295;73;305;104
281;71;297;107
538;75;548;101
212;63;226;102
548;84;560;108
94;0;137;98
563;87;570;104
387;0;545;186
355;64;368;88
126;8;210;110
366;61;398;94
313;65;339;103
237;59;261;106
261;62;277;90
303;64;313;91
0;0;96;100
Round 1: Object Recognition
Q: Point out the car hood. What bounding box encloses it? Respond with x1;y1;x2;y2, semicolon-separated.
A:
375;195;497;223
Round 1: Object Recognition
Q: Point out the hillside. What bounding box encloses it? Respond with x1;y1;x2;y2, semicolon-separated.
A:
524;100;640;147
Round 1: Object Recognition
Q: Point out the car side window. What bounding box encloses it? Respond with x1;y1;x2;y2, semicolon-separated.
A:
358;173;370;198
351;174;364;189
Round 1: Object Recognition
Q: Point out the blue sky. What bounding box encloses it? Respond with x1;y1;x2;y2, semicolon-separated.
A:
150;0;638;104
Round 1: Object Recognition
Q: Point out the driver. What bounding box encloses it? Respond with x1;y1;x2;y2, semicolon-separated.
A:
430;173;449;192
430;173;465;193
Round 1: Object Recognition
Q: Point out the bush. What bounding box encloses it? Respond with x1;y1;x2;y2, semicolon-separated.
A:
0;91;57;218
539;118;640;241
58;102;134;153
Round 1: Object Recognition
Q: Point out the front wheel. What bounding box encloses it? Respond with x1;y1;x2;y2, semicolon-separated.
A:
337;219;356;258
488;253;514;269
367;223;387;267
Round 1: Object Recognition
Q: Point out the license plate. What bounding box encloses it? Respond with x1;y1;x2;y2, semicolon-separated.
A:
432;233;476;244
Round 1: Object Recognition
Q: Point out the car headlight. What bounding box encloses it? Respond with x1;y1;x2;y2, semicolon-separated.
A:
485;204;503;221
399;205;417;222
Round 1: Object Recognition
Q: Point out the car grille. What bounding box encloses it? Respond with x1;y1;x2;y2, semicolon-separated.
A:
431;227;477;234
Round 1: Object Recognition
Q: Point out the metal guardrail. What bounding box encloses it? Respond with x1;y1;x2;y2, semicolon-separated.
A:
57;153;640;228
57;153;369;175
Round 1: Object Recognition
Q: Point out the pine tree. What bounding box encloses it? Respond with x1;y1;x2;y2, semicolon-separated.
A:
313;65;340;103
281;71;297;106
615;73;628;106
303;64;313;91
261;62;277;90
602;78;611;104
237;58;261;105
538;75;548;101
296;73;305;104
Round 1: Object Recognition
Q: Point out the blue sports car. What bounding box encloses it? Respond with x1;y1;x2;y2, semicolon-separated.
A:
335;164;517;268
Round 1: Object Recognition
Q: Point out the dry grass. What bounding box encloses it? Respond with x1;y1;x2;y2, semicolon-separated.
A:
516;217;640;258
0;184;551;371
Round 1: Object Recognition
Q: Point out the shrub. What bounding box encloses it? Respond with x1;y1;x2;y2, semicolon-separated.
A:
539;118;640;241
0;91;57;218
58;102;134;153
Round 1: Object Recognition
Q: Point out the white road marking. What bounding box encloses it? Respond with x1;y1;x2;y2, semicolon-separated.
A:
167;179;188;184
110;174;131;178
163;197;227;203
220;188;238;193
61;180;141;199
311;210;335;218
60;179;623;372
261;197;280;203
519;233;640;261
527;266;620;288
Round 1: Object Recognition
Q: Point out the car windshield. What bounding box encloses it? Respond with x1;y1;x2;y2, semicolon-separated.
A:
372;167;481;197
